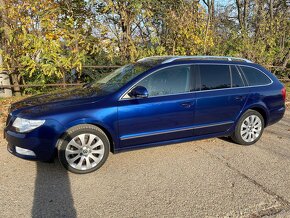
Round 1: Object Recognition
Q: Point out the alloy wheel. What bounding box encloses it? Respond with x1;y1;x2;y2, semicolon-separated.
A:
240;115;262;143
65;133;105;171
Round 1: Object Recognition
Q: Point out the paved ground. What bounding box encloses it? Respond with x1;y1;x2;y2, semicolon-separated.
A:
0;111;290;218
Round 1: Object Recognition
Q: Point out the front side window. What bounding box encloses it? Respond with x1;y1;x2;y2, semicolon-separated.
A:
240;66;272;86
135;65;191;97
199;65;231;90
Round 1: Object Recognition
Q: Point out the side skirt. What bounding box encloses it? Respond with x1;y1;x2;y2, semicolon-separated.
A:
113;130;235;154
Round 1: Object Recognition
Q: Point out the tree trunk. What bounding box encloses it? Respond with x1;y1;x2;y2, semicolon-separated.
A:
236;0;243;30
282;51;290;69
10;73;21;96
269;0;274;32
243;0;248;30
210;0;215;22
269;0;273;21
203;0;214;53
0;0;6;75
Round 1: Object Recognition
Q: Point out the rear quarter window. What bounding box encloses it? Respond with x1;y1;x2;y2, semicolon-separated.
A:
240;66;272;86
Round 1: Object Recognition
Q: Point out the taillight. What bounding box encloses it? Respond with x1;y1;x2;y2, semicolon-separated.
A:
282;87;286;102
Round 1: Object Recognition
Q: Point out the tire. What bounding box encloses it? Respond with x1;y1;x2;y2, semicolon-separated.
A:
231;109;264;145
57;124;110;174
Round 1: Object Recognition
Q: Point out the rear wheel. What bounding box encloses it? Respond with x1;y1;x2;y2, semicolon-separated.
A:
231;110;264;145
57;124;110;174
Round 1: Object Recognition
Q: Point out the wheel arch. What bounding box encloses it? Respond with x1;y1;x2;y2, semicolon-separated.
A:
249;107;268;127
57;119;118;153
242;104;269;127
88;123;115;153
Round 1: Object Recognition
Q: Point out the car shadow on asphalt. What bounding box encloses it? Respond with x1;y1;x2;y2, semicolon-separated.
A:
218;136;235;144
31;159;77;218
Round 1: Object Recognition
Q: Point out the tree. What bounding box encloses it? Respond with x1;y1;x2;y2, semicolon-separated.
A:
0;0;101;94
0;0;289;96
213;0;289;76
95;0;213;61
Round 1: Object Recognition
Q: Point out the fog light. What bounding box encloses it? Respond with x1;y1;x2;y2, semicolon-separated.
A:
15;146;36;156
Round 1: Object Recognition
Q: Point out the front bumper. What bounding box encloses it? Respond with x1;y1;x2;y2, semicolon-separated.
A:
4;119;64;161
7;143;37;160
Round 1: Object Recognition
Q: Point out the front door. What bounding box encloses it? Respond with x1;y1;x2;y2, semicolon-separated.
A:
118;65;196;148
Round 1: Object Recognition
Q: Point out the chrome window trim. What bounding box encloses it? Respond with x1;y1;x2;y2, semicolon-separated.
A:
119;63;273;101
120;121;234;140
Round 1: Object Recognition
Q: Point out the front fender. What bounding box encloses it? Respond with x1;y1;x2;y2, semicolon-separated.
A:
59;118;119;151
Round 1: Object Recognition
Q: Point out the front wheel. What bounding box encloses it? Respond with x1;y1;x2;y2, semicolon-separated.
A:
231;110;264;145
57;124;110;174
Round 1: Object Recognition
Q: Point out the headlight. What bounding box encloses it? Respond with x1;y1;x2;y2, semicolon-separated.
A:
12;117;45;133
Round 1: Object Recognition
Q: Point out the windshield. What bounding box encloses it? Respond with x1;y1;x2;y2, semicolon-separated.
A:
90;63;151;92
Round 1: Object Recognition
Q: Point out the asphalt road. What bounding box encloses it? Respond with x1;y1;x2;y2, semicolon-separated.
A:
0;111;290;217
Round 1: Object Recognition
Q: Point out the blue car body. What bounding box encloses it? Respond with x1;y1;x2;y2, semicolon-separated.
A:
4;58;286;161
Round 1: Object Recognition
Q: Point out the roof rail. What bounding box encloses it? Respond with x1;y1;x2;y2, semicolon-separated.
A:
161;56;253;64
136;56;175;63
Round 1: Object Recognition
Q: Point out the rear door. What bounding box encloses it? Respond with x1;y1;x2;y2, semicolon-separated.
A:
118;65;196;148
194;64;249;136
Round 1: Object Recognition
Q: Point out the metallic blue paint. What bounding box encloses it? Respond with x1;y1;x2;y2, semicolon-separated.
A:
4;60;286;161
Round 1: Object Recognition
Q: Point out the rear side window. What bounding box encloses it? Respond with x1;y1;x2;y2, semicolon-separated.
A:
199;65;231;90
240;66;271;86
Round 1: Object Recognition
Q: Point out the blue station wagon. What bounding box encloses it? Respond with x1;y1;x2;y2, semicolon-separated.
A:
4;56;286;173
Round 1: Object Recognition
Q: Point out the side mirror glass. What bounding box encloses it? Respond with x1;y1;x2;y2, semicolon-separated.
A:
128;86;149;98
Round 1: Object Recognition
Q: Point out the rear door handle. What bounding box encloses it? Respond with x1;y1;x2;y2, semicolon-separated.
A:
234;96;245;101
181;102;194;108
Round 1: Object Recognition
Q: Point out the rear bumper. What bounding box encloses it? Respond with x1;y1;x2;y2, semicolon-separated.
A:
268;106;286;126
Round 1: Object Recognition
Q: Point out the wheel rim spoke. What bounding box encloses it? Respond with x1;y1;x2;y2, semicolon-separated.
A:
88;154;101;164
249;116;252;124
85;157;92;169
76;156;85;170
67;154;81;164
87;134;97;146
66;149;79;155
90;140;103;150
241;129;247;135
241;123;247;129
69;140;82;149
250;133;255;141
78;134;86;146
91;149;104;155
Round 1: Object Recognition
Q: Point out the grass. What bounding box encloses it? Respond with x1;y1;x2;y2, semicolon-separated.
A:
283;82;290;103
285;82;290;93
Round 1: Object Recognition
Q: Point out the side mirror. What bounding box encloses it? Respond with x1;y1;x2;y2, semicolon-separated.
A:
128;86;149;98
